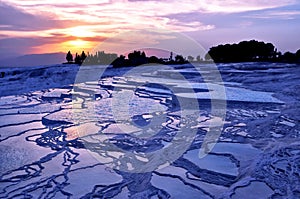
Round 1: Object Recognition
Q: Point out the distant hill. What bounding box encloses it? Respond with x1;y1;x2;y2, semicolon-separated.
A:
0;52;66;67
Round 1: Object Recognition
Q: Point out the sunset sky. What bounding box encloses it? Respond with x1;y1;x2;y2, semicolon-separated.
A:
1;0;300;58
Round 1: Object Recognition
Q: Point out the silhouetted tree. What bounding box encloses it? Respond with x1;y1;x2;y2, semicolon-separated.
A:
196;55;202;62
148;56;160;63
71;51;88;65
206;40;278;63
296;49;300;60
187;55;194;62
81;51;87;61
111;55;126;67
175;55;185;63
74;53;81;64
85;51;118;65
65;39;300;67
66;51;73;63
128;50;147;66
281;52;297;62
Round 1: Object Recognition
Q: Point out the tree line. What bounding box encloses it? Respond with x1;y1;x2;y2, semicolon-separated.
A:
205;40;300;63
65;40;300;67
65;50;190;67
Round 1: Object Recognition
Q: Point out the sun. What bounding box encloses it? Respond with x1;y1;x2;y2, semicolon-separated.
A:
63;39;93;53
68;39;89;47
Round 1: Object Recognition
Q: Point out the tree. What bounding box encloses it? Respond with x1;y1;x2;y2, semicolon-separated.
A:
148;56;160;63
66;51;73;63
196;55;202;62
112;55;126;67
206;40;278;63
81;51;87;61
187;55;194;62
128;50;147;66
281;52;296;62
175;55;185;63
296;49;300;59
74;53;81;64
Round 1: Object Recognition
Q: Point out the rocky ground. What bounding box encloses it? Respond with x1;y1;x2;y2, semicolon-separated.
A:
0;62;299;198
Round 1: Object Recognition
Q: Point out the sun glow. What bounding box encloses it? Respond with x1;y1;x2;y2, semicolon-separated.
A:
2;0;299;56
68;39;89;46
67;26;97;38
63;39;93;53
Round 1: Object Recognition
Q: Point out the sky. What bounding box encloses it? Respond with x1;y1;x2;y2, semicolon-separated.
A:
1;0;300;59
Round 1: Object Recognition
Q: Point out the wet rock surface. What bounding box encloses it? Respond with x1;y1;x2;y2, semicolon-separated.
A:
0;63;299;198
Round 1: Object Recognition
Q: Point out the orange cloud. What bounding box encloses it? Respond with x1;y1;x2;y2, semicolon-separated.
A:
1;0;298;56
